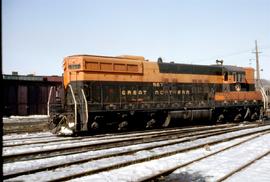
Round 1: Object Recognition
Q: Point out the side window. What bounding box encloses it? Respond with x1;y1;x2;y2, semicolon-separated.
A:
224;72;228;81
237;73;241;82
233;72;237;82
235;73;244;82
242;73;245;82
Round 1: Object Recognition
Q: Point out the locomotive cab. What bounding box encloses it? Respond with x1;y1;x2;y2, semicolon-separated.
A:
221;65;250;92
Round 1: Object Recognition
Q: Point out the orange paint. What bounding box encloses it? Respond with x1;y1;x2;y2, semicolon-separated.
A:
215;91;262;101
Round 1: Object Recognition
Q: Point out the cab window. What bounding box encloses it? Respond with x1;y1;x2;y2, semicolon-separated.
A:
224;72;228;81
233;72;237;82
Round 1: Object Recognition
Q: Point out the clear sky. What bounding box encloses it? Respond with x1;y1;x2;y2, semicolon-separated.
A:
3;0;270;79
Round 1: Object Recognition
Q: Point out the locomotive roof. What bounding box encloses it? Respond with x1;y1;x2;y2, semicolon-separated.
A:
158;62;245;75
212;64;245;73
66;54;145;61
66;54;246;74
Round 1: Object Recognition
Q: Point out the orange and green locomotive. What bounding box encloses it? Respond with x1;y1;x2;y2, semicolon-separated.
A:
48;54;264;135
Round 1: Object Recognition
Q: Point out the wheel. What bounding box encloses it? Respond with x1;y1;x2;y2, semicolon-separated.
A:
146;118;156;129
118;121;128;131
234;113;242;122
216;114;224;123
251;112;258;121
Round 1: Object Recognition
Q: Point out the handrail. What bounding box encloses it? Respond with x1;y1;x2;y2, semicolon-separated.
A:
81;89;89;124
260;87;268;110
68;84;77;128
47;86;53;116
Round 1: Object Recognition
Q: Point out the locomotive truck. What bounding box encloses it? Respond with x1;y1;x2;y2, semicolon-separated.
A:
48;54;268;135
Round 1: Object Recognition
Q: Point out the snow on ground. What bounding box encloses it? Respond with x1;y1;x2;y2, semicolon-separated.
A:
3;115;48;123
6;133;259;182
3;132;53;141
5;126;270;181
9;115;48;119
4;136;186;175
164;134;270;182
69;133;270;182
224;154;270;182
3;132;176;156
3;135;68;146
5;129;233;176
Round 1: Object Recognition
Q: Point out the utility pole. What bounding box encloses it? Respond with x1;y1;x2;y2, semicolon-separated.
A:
254;40;261;88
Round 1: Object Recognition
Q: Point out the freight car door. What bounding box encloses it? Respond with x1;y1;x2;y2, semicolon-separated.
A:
18;85;28;115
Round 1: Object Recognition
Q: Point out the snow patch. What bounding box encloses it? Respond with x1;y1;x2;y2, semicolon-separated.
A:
9;115;48;119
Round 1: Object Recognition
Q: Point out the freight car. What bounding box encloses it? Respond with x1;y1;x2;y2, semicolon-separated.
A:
48;55;267;135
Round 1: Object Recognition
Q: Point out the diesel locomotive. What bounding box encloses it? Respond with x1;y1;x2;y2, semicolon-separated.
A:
48;54;267;135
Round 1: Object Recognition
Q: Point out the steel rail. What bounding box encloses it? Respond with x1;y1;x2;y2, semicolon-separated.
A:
140;131;270;182
216;150;270;182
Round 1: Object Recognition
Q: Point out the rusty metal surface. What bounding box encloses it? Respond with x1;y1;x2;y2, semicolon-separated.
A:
215;91;262;101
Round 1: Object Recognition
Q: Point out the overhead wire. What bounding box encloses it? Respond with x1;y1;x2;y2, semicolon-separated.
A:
199;45;270;62
199;49;252;62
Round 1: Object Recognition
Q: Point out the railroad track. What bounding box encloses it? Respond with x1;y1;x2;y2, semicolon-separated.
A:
3;121;270;181
217;150;270;182
3;123;256;163
2;124;230;146
3;123;236;146
143;130;270;182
